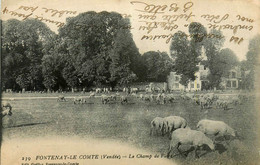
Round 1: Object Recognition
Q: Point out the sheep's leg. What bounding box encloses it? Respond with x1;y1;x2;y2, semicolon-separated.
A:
167;145;172;158
161;127;165;137
224;135;231;146
176;143;186;158
213;132;220;144
194;146;200;158
149;128;153;136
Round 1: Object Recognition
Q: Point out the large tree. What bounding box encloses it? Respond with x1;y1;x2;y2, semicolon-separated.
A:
2;19;54;91
207;48;239;89
240;34;260;89
170;22;207;86
141;51;173;82
56;11;141;88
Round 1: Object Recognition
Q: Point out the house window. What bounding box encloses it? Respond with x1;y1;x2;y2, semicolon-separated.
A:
175;83;179;88
232;81;237;88
175;76;179;81
197;84;200;88
232;72;236;78
191;83;194;88
227;81;231;87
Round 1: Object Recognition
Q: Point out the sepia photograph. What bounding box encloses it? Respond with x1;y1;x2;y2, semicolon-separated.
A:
1;0;260;164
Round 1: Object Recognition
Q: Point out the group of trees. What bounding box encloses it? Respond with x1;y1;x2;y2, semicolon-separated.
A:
2;19;54;91
169;22;259;90
1;12;173;91
170;22;206;86
240;35;260;90
2;12;259;92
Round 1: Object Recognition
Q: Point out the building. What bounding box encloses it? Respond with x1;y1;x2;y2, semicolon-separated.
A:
167;46;242;91
167;64;210;91
220;66;241;89
167;46;210;91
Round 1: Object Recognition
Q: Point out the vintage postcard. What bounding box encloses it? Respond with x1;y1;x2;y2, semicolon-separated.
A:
1;0;260;164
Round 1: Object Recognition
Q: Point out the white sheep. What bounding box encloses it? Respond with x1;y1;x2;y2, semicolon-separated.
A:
120;95;128;104
149;94;154;101
163;116;187;135
57;95;67;102
89;92;95;98
143;94;150;102
167;128;215;158
110;94;117;101
197;119;236;143
139;94;144;100
101;94;110;104
150;117;165;136
73;97;82;104
115;91;120;96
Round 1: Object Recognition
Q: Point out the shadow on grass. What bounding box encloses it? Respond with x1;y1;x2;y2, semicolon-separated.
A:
223;107;233;111
6;122;50;128
215;143;227;154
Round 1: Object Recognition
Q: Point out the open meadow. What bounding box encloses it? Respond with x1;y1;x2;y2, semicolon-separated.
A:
1;92;260;165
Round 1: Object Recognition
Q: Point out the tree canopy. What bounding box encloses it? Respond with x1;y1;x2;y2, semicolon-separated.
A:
170;22;207;86
1;11;146;91
2;19;55;91
141;51;174;82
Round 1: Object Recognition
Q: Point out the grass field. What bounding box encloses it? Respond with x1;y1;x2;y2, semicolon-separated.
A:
1;92;260;165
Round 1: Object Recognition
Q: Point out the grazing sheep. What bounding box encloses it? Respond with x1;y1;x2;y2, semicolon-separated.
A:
57;95;66;102
167;94;175;100
143;94;150;102
163;116;187;135
89;92;95;98
74;97;83;104
101;94;110;104
230;96;241;105
192;96;200;105
116;91;120;96
149;94;154;101
95;88;102;93
197;119;236;143
130;87;138;94
120;96;128;104
167;128;215;158
150;117;165;136
156;95;161;104
218;100;230;110
81;97;90;104
199;94;212;109
131;93;137;98
165;95;174;103
110;94;117;101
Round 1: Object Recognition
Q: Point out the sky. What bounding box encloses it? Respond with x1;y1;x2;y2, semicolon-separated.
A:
1;0;260;61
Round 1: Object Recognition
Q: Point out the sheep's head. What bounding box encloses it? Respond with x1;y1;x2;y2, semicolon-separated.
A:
228;127;236;137
207;140;215;151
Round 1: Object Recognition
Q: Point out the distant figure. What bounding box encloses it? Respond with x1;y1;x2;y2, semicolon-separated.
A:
57;95;67;102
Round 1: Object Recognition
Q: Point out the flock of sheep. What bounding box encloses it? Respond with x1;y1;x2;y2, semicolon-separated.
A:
2;89;253;159
57;90;252;112
55;89;252;159
150;116;237;158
